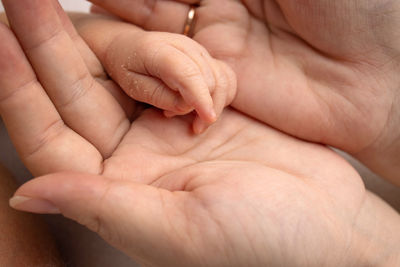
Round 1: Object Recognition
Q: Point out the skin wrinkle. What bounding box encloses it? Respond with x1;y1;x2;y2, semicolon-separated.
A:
101;113;130;160
102;137;199;184
367;0;400;59
0;79;37;107
150;160;200;189
135;124;194;156
263;22;278;70
287;36;390;153
87;179;121;244
353;70;396;150
103;28;136;73
235;203;265;266
158;190;193;265
168;41;216;92
141;0;157;30
23;27;65;53
204;124;248;159
201;23;248;66
189;191;236;267
195;4;250;61
231;3;394;153
22;119;66;160
193;178;278;266
266;2;368;64
3;1;400;264
352;193;396;266
144;38;164;78
56;71;95;110
209;136;267;163
177;195;200;262
181;194;227;265
345;193;369;267
58;74;129;158
133;125;199;158
148;81;168;108
79;0;400;184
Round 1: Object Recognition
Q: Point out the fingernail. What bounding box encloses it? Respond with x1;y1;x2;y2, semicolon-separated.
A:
9;196;60;214
206;109;217;123
164;110;177;118
193;120;208;134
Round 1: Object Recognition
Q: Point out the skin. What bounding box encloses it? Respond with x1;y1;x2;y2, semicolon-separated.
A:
9;110;400;267
87;0;400;185
0;164;62;266
0;1;399;266
1;1;237;136
69;13;237;134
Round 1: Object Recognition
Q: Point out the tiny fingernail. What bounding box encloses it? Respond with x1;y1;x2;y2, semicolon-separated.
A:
164;110;177;118
193;121;208;134
9;196;60;214
207;109;217;123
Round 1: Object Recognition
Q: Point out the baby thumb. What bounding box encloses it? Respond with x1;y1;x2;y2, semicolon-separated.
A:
9;172;187;264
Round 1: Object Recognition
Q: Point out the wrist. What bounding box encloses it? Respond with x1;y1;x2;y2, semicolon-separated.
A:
350;192;400;266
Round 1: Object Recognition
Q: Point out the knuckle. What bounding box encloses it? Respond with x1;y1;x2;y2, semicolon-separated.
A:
149;82;169;108
140;0;157;29
0;79;37;106
174;96;193;113
217;62;237;104
58;73;94;109
25;28;65;53
136;80;168;108
139;36;167;75
23;119;66;160
178;63;202;81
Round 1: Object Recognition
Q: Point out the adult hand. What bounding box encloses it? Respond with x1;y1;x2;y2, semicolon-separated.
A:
86;0;400;185
1;1;399;266
9;109;400;267
0;0;140;175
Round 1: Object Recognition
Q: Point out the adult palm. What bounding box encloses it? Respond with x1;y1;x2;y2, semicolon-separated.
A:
13;108;395;267
88;0;400;183
2;1;399;265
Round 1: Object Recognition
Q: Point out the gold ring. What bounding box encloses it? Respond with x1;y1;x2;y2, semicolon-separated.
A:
183;5;197;37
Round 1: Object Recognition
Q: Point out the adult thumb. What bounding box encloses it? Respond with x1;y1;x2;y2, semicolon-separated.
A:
9;172;190;265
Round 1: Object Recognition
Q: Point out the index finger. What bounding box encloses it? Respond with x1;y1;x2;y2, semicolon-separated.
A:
3;0;130;157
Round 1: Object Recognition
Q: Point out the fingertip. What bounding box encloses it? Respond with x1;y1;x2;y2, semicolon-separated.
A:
207;108;218;123
196;106;217;125
164;110;178;118
9;195;61;214
174;97;194;114
90;4;113;16
192;116;210;134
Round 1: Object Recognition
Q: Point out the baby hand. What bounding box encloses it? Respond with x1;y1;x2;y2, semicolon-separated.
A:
103;31;237;134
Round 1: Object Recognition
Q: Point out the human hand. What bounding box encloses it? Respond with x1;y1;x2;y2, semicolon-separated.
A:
87;0;400;184
8;109;400;267
1;1;399;265
70;14;236;134
0;0;141;175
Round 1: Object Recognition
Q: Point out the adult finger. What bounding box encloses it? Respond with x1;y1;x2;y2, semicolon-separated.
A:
3;0;130;157
0;23;102;176
54;4;136;116
10;172;193;266
51;0;105;79
88;0;199;33
90;4;115;16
